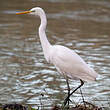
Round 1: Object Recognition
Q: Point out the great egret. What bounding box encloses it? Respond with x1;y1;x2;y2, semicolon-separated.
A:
16;7;98;106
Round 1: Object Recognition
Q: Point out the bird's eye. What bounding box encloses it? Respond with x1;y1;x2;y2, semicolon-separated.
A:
31;10;35;12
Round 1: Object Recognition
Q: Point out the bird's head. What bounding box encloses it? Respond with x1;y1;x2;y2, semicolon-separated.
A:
16;7;44;16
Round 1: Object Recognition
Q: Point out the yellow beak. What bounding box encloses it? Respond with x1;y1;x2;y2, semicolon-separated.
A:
16;11;32;15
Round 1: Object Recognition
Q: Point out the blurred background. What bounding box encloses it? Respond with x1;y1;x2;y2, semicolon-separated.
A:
0;0;110;109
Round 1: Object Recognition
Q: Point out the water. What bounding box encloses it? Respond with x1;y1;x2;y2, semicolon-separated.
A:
0;0;110;109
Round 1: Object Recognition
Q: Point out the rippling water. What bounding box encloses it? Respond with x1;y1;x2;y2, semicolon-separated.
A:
0;0;110;109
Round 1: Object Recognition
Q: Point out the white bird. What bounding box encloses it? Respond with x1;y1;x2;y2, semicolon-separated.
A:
16;7;98;106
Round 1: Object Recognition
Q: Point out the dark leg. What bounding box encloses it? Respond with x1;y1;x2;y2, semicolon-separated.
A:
64;79;84;106
80;88;86;108
66;78;71;106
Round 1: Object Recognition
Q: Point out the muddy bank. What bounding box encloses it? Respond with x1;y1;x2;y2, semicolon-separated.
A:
0;102;102;110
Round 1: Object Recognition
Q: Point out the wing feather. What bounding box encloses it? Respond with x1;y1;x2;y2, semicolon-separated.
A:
50;45;98;82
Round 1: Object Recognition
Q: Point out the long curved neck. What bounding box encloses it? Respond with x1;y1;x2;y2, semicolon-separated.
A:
38;10;51;54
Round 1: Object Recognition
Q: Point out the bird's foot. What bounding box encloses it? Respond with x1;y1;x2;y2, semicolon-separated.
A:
63;95;72;107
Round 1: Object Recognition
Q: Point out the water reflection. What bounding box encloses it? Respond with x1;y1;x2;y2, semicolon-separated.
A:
0;0;110;109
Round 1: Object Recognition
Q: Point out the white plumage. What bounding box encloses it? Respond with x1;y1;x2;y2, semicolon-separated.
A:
46;45;98;82
16;7;98;82
16;7;98;106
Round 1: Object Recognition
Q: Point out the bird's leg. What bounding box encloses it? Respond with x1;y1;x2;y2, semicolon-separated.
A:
64;79;84;106
66;78;71;106
69;79;84;97
62;78;71;109
80;87;86;108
